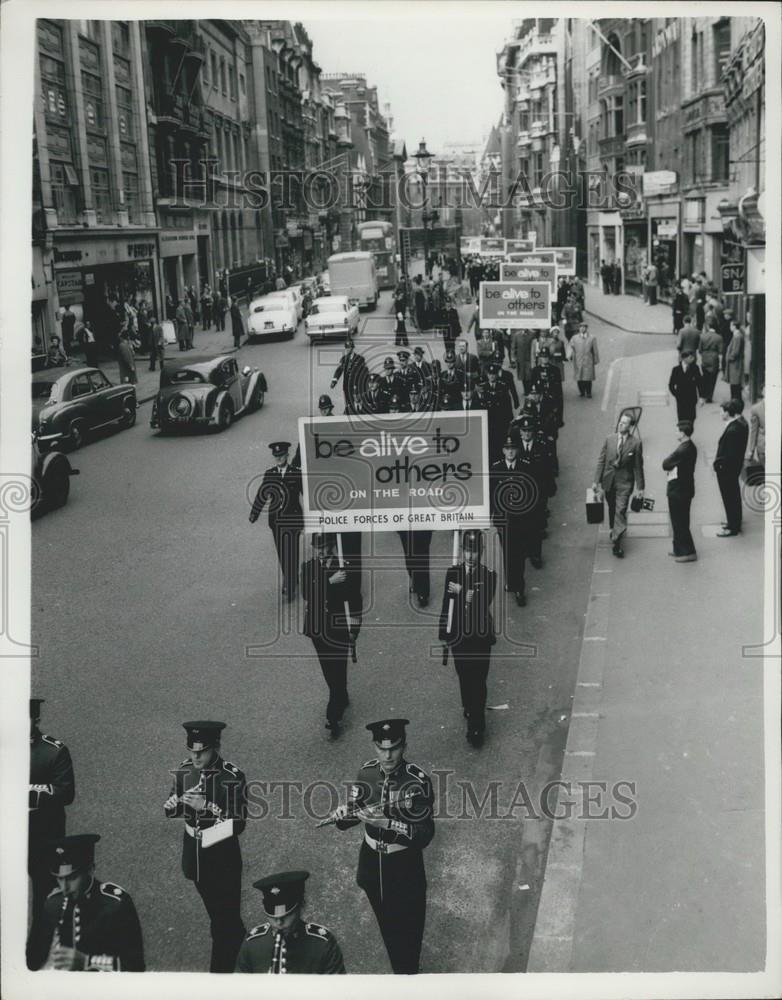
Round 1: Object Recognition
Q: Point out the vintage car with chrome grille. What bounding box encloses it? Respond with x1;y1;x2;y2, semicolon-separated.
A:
304;295;360;341
246;295;298;341
32;366;137;452
150;354;267;433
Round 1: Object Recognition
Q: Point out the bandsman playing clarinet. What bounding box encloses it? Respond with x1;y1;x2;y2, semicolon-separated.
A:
331;718;434;974
164;721;248;972
235;870;346;973
27;834;145;971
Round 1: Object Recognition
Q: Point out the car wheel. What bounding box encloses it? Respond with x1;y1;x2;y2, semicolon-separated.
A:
252;384;265;411
68;420;85;451
43;468;70;510
218;400;233;431
121;399;136;428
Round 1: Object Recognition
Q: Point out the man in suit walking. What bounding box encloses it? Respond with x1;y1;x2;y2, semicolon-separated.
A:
698;324;723;402
668;350;704;423
662;420;698;562
249;442;304;599
714;399;749;536
593;412;645;558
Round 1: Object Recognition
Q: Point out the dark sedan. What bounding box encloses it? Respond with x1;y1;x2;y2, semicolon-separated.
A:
32;366;137;451
150;355;267;434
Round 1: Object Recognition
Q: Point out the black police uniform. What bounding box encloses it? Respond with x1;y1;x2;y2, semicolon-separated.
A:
331;349;367;414
379;371;407;411
28;708;75;953
250;449;303;599
436;365;464;411
301;547;363;727
236;919;345;973
516;434;551;563
439;552;497;738
530;362;564;427
397;361;424;401
27;835;145;972
336;725;434;975
164;725;247;973
359;380;388;415
482;377;515;464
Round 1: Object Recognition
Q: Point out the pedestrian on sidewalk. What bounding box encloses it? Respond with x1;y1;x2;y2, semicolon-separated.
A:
184;299;195;350
439;529;496;746
117;332;137;385
215;292;228;332
672;283;689;335
78;321;100;367
175;301;188;352
593;411;645;558
148;315;165;372
569;321;599;398
663;420;698;562
714;399;749;537
59;305;76;353
676;316;701;358
600;259;611;295
611;261;622;294
646;262;658;305
698;323;723;402
748;385;765;467
200;286;213;330
230;300;245;349
668;350;704;423
723;319;745;402
562;294;582;342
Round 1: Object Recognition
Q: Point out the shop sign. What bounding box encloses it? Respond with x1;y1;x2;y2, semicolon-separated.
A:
721;260;745;294
642;171;678;198
159;231;197;258
56;269;83;304
53;238;155;266
652;19;679;59
684;199;705;226
620;201;646;221
655;222;678;239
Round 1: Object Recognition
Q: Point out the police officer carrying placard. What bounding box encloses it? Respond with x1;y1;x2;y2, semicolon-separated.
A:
164;721;248;972
332;718;434;974
27;697;75;963
249;442;304;601
235;870;346;973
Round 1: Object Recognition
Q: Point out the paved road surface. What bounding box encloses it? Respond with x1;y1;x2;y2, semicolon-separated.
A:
31;290;665;972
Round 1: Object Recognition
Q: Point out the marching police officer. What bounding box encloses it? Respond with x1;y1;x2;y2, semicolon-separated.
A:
164;721;248;972
516;415;551;568
333;718;434;974
379;356;406;411
27;834;145;971
249;441;304;601
359;372;387;414
437;350;464;411
302;532;362;736
490;431;528;607
439;530;497;746
530;345;564;429
330;338;367;414
318;393;335;416
28;697;75;964
483;362;516;464
397;350;423;401
412;346;435;409
235;870;346;973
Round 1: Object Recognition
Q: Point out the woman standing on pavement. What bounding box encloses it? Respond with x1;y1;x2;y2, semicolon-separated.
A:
723;319;745;401
230;300;245;349
662;420;698;563
117;331;138;384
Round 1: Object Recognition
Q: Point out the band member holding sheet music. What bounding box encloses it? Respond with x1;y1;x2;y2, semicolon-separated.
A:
439;530;496;748
164;721;248;972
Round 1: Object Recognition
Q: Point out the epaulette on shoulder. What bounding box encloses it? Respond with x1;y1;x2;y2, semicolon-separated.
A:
247;923;270;939
46;887;62;900
305;922;333;941
41;734;64;750
222;760;241;776
100;882;126;902
179;757;193;768
362;758;380;769
406;762;429;783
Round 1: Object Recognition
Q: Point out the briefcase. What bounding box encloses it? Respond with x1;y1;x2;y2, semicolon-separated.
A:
585;488;604;524
741;462;764;487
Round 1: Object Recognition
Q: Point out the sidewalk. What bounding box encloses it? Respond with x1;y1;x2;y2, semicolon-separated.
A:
585;283;674;335
528;348;767;971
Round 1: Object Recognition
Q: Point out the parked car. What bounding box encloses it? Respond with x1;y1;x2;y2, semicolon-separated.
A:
246;295;298;341
31;434;79;517
304;295;360;341
32;366;137;452
267;285;303;321
150;354;267;434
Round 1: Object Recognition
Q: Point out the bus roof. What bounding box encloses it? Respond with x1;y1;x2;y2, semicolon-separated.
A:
327;251;374;263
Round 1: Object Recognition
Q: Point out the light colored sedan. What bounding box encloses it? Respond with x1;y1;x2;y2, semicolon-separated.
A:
246;296;298;341
267;285;303;321
304;295;360;341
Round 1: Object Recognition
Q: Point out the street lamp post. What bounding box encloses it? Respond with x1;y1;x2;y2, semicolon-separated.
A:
414;139;434;277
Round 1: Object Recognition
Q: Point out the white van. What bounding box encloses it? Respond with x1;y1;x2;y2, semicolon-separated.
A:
327;251;378;310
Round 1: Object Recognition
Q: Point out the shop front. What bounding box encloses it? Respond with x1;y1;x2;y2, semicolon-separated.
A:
588;226;600;286
598;211;623;289
52;232;159;352
647;202;680;302
621;201;648;296
158;210;211;304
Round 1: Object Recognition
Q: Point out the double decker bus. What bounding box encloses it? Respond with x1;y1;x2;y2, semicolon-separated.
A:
356;220;397;289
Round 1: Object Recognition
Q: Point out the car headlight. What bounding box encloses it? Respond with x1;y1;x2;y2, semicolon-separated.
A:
168;394;192;418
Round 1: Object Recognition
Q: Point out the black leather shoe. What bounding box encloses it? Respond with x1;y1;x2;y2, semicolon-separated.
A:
467;730;484;748
515;591;527;607
530;557;543;570
614;545;624;558
416;593;429;608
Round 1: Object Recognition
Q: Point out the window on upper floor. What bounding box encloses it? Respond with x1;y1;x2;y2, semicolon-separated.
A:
229;66;236;100
239;73;246;96
220;57;227;94
112;22;130;56
713;20;731;83
79;20;101;42
711;124;730;182
211;52;218;88
50;161;80;223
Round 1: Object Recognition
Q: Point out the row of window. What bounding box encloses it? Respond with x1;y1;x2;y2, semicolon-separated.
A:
49;160;140;225
203;46;246;101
